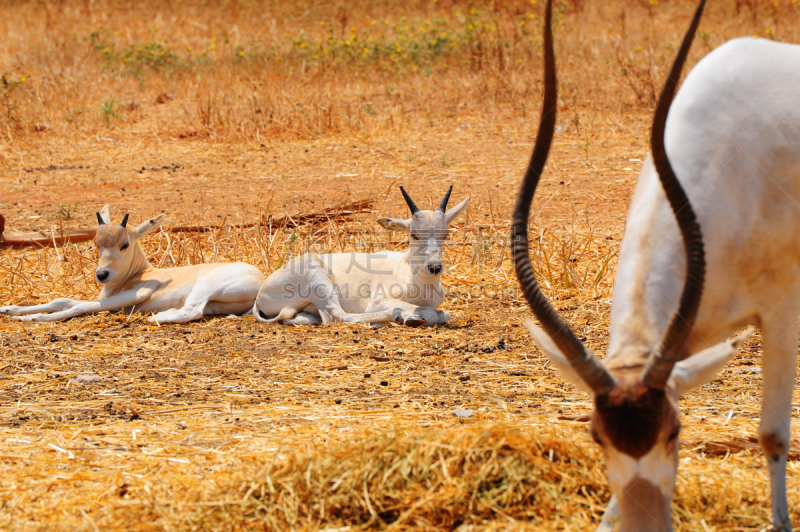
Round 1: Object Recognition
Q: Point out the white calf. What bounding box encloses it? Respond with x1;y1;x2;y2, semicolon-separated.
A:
0;206;264;323
254;186;468;326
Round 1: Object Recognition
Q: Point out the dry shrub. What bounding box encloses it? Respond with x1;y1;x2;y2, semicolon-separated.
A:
165;424;609;530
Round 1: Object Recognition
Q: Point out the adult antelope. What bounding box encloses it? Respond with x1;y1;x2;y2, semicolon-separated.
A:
514;0;795;530
254;186;468;326
0;206;265;323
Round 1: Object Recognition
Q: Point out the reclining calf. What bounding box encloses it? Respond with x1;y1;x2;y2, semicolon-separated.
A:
0;206;265;323
254;186;468;326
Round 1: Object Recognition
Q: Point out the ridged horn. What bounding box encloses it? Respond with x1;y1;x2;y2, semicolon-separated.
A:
437;185;453;212
511;0;616;395
640;0;707;390
399;186;420;215
96;212;106;225
120;213;130;228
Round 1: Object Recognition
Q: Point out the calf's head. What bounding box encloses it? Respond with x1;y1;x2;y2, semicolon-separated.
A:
376;186;468;278
94;205;165;284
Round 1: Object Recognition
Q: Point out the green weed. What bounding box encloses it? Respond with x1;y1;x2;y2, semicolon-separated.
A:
50;203;80;220
100;98;122;122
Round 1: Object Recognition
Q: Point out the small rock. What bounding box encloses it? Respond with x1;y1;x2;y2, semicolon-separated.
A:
735;367;762;374
155;93;174;104
452;408;473;419
69;375;102;385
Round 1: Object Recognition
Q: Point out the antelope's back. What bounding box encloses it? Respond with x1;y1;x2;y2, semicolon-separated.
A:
608;37;800;359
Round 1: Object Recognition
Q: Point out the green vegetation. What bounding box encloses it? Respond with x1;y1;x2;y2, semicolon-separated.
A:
86;6;550;80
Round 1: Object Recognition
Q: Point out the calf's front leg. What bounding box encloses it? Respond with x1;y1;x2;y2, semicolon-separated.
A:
13;287;154;322
366;300;444;326
0;298;83;316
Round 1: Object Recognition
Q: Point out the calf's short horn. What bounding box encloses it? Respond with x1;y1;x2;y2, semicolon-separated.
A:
399;186;420;215
438;185;453;212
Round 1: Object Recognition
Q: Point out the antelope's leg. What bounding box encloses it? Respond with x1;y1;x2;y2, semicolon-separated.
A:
759;313;797;532
149;306;205;324
0;298;82;316
255;255;395;325
280;312;323;326
364;299;441;326
151;265;263;323
300;265;396;324
13;287;154;322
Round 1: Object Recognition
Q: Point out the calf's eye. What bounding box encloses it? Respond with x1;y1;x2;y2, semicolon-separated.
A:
120;242;129;250
411;234;419;241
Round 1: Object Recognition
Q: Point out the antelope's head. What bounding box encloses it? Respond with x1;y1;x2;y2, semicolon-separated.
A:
513;1;750;530
94;205;165;284
377;186;468;278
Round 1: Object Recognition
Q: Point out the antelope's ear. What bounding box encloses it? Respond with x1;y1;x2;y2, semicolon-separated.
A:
524;319;594;396
134;215;166;238
99;205;112;224
669;327;754;396
445;197;469;225
376;217;411;233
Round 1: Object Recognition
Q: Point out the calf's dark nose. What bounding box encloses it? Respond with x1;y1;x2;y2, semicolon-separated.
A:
96;270;110;282
428;263;443;275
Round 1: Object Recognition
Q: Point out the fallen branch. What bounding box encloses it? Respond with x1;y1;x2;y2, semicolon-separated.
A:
1;227;97;249
0;199;374;249
167;199;374;233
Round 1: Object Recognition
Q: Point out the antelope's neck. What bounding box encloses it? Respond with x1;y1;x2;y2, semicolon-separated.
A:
617;477;673;532
606;153;686;366
100;245;154;299
400;249;446;306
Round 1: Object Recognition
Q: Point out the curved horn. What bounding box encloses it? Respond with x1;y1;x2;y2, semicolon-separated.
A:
640;0;707;390
511;0;616;395
96;212;106;225
120;213;130;228
399;186;420;215
437;185;453;212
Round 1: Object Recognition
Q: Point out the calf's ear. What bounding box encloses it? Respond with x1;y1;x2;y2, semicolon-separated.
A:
98;205;112;224
376;217;412;233
445;198;469;225
134;215;167;238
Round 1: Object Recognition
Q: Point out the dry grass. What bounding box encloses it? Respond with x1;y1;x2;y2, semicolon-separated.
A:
2;0;800;530
2;0;798;145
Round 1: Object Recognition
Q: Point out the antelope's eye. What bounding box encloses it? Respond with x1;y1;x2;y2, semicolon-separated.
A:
667;428;680;443
411;234;419;241
120;242;129;251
